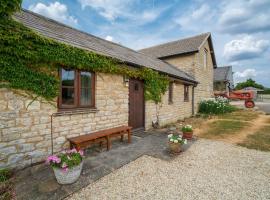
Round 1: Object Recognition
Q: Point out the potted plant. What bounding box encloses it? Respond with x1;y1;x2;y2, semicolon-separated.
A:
46;149;84;185
168;134;187;153
182;125;193;139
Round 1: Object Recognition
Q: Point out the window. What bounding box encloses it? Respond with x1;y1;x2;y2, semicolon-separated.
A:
203;48;208;69
59;68;95;109
184;85;189;102
168;82;173;104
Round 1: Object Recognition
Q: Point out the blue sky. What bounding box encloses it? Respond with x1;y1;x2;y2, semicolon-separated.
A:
22;0;270;87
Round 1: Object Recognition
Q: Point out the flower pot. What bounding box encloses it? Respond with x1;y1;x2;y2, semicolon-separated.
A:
53;162;83;185
183;131;193;140
168;142;182;153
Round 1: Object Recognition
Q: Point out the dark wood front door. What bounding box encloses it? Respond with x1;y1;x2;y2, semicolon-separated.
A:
129;79;144;130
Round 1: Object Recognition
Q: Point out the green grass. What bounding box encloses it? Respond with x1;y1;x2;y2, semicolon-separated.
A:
238;126;270;152
201;120;249;139
218;110;259;121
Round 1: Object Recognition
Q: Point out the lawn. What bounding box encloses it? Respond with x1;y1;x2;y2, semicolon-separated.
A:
238;126;270;152
200;120;249;139
218;110;259;121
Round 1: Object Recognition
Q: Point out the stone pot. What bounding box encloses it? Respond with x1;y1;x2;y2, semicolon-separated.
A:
53;162;83;185
168;142;182;153
183;131;193;140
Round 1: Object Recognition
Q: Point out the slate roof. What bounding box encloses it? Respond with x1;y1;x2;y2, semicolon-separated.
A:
139;33;217;67
214;66;232;81
13;9;197;84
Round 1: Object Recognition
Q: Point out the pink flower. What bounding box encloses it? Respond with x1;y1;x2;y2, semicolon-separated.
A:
62;162;67;168
46;155;61;164
62;167;68;173
79;150;84;156
66;148;77;154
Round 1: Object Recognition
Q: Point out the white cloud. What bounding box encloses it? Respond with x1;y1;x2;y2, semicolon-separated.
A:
175;4;215;31
105;35;113;41
78;0;133;21
223;35;270;61
29;2;78;26
234;68;257;83
218;0;270;34
77;0;167;23
235;69;257;79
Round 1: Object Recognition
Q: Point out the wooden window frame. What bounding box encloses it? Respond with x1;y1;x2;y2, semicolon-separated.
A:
58;68;96;110
168;82;173;104
184;85;189;102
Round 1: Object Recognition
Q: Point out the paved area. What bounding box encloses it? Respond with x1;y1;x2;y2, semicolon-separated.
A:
256;102;270;114
231;101;270;114
14;130;194;200
69;139;270;200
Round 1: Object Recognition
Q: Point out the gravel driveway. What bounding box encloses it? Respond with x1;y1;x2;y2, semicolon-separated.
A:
68;139;270;200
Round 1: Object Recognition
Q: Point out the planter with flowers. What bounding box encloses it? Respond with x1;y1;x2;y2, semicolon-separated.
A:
168;134;187;153
46;149;84;185
182;125;193;140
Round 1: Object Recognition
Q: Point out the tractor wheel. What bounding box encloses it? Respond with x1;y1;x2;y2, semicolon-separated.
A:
245;100;255;108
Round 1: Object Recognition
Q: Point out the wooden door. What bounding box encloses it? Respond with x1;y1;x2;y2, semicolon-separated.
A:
129;79;144;130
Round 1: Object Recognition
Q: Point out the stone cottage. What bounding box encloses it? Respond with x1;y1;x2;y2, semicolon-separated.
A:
214;66;234;93
140;33;217;111
0;10;216;169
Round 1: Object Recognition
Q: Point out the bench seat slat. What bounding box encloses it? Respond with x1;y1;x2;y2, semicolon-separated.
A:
68;125;132;144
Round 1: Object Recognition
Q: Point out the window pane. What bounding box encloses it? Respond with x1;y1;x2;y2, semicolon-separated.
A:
62;69;75;86
80;88;91;106
80;72;92;88
62;88;74;105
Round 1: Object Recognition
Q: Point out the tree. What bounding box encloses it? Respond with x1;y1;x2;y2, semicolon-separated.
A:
235;78;264;90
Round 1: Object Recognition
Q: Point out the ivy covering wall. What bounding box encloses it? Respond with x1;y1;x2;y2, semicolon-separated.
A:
0;0;169;103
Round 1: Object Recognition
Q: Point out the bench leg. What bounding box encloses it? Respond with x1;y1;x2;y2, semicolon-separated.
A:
100;141;103;148
128;130;131;143
120;134;124;142
106;136;111;151
75;145;80;151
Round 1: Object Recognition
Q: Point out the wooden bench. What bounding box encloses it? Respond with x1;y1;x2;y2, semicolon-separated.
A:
68;126;132;151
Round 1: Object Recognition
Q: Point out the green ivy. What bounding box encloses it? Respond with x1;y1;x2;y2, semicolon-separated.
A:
0;0;22;17
0;17;169;103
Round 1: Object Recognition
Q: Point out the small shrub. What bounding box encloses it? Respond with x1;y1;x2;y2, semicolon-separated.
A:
46;149;84;172
0;169;12;183
168;134;187;144
182;125;193;132
199;97;236;115
0;169;13;200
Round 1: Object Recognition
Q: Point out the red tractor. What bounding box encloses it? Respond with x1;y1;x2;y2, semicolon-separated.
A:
214;82;255;108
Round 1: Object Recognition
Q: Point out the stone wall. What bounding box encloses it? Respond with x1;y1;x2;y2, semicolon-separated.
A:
193;42;214;111
0;73;128;169
163;40;214;113
145;83;193;129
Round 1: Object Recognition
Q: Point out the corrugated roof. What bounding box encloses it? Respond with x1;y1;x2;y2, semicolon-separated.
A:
13;9;197;83
214;66;232;81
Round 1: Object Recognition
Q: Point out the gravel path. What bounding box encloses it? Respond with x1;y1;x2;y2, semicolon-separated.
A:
68;139;270;200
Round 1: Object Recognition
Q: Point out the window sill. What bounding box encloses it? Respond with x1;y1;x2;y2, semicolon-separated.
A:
55;108;99;116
